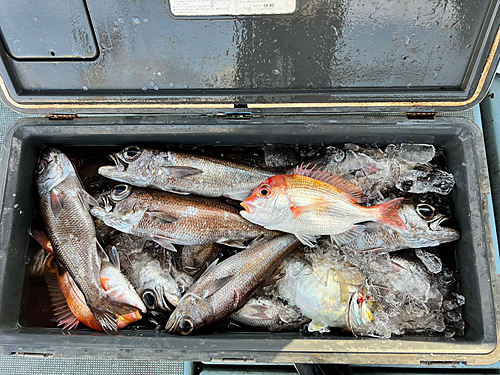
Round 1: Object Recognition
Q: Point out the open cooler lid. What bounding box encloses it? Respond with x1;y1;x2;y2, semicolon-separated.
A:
1;0;500;114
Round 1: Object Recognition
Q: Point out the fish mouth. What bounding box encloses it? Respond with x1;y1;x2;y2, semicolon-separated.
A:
240;201;254;214
101;194;115;213
105;153;128;173
161;293;179;313
430;215;452;230
165;312;179;332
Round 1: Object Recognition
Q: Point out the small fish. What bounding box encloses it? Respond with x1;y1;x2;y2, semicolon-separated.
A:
166;235;301;335
35;147;139;334
105;233;181;313
98;147;274;201
276;252;377;334
338;203;460;253
240;166;406;247
91;184;274;252
230;296;308;332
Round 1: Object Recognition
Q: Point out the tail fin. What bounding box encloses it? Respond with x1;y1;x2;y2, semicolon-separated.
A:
89;294;140;335
373;198;407;231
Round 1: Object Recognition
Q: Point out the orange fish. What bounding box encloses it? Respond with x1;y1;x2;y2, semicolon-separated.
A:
240;167;406;247
31;230;145;331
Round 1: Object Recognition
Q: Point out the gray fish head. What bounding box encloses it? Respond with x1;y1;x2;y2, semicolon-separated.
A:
135;261;181;313
35;147;74;194
398;203;460;245
90;184;149;233
165;293;214;335
99;147;173;186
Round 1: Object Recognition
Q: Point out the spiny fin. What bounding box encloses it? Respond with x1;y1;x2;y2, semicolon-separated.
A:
108;246;120;269
44;256;79;330
50;188;64;218
202;275;234;299
145;211;179;224
28;228;53;254
217;238;247;249
96;240;109;262
330;225;365;246
294;233;317;247
160;166;203;179
293;165;366;203
336;270;350;304
151;234;177;252
77;188;99;208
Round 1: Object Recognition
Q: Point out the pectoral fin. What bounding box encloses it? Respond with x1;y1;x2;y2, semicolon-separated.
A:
243;304;272;320
50;189;64;218
152;234;177;252
217;238;247;249
294;233;318;247
145;211;179;224
108;246;120;269
202;275;234;299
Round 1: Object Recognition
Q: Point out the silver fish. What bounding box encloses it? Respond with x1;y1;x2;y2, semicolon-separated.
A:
230;296;308;332
91;184;274;252
35;147;139;334
338;203;459;253
314;143;455;199
166;235;301;335
98;147;274;201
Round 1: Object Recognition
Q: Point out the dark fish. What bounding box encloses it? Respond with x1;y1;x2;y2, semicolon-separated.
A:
98;147;275;201
91;184;275;251
35;147;139;334
166;234;301;335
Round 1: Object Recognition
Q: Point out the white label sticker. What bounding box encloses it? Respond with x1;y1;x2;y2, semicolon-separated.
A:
169;0;296;17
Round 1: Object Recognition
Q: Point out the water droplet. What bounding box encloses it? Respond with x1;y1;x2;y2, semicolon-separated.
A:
202;76;207;82
150;81;155;87
144;18;149;23
184;84;189;89
154;85;159;91
272;69;281;75
142;86;148;91
133;17;140;24
169;82;174;87
461;162;467;166
118;17;124;24
34;16;39;22
82;85;88;91
14;204;19;208
157;72;161;76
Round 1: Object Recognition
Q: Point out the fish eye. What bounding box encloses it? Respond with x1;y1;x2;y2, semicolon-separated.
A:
35;160;48;174
111;184;132;201
123;146;142;161
142;291;157;309
258;184;272;197
417;203;436;220
178;316;195;335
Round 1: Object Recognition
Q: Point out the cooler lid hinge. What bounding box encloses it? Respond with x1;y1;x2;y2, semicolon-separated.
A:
406;112;436;120
47;113;78;120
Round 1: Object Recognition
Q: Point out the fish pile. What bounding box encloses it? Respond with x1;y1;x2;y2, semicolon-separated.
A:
26;143;463;338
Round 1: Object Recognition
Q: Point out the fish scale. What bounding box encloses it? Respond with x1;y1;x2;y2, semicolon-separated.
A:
166;234;301;334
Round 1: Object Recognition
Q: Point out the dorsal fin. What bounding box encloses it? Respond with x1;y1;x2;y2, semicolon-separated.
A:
293;164;366;203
